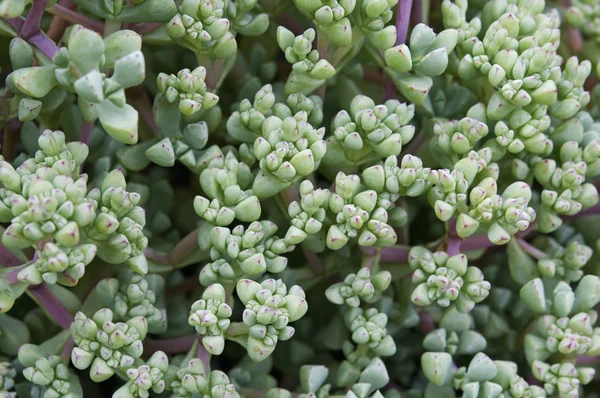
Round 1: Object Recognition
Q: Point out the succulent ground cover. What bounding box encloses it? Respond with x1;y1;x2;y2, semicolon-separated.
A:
3;0;600;397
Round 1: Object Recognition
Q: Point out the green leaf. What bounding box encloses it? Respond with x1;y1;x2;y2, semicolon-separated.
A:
0;313;30;356
116;0;178;23
110;51;145;88
97;100;139;144
10;65;59;98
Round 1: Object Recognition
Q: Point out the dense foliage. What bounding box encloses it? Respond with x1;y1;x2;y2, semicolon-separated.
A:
2;0;600;397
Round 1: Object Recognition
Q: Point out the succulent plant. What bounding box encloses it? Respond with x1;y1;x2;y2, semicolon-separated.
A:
2;0;600;397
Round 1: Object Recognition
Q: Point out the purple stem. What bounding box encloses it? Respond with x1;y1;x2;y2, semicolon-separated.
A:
563;203;600;220
47;3;104;33
144;248;169;264
29;284;74;330
517;239;547;260
197;341;211;372
577;355;600;365
0;246;22;267
302;247;324;274
144;334;196;354
400;130;425;158
132;23;161;35
383;0;413;100
417;311;435;334
362;245;410;263
21;0;49;40
3;268;21;284
79;120;94;145
61;338;74;361
459;233;496;252
395;0;414;46
446;238;461;256
5;17;24;32
28;31;60;59
410;0;423;27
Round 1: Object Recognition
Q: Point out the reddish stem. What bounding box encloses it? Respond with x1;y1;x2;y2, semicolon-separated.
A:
28;31;60;59
29;284;74;330
517;239;547;260
127;86;159;136
46;3;104;33
395;0;414;46
417;311;435;334
400;130;425;158
197;342;211;372
5;17;24;32
21;0;49;40
362;245;409;263
0;246;22;267
302;247;324;274
144;248;169;264
563;203;600;220
577;355;600;365
168;229;199;265
144;334;196;354
384;0;414;100
132;23;161;35
2;269;21;284
61;338;74;361
47;0;76;42
79;120;94;145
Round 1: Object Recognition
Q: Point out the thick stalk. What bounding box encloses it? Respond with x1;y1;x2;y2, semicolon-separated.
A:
21;0;49;39
103;19;122;37
168;228;199;265
0;246;22;267
2;119;22;161
197;342;211;374
517;239;547;260
47;0;77;41
384;0;413;100
28;284;74;329
28;32;60;59
46;3;104;34
145;334;196;354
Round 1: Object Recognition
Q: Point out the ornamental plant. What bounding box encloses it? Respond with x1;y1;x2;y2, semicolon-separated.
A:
5;0;600;397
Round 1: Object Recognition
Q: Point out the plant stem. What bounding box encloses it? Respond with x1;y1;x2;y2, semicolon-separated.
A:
47;0;76;41
79;120;94;145
563;203;600;220
28;284;74;329
517;239;547;260
400;129;425;157
103;19;121;37
384;0;413;100
362;248;381;270
417;310;435;334
302;247;324;274
577;355;600;365
126;86;159;136
46;3;104;34
2;268;22;284
145;334;196;354
0;246;22;267
61;338;74;361
362;245;410;263
168;228;199;265
28;31;60;59
395;0;414;45
132;23;161;35
197;341;211;373
21;0;49;39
